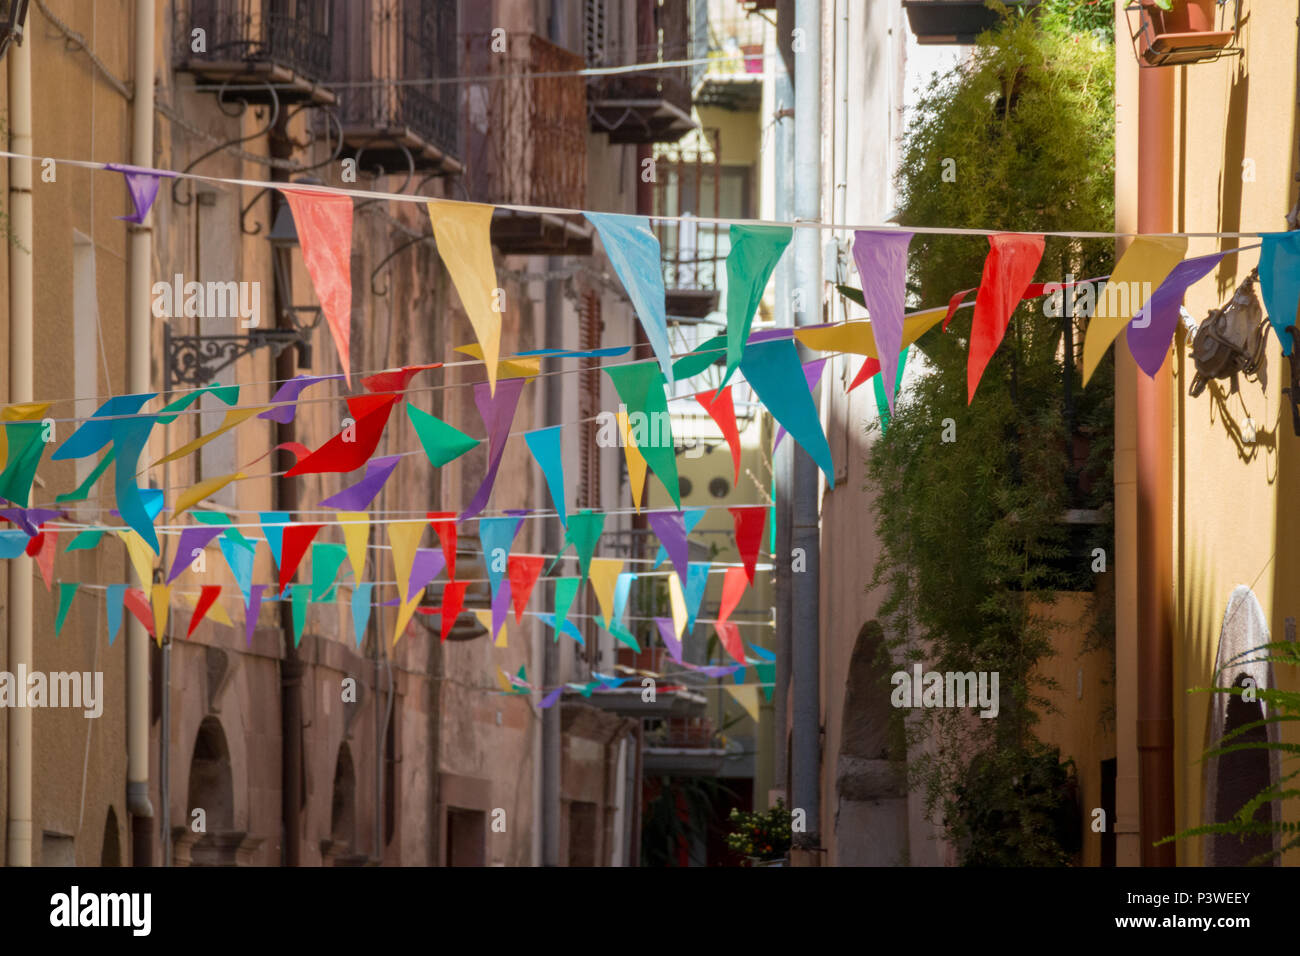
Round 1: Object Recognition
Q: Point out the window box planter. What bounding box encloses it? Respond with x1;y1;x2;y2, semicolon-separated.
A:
902;1;1041;45
1132;0;1236;68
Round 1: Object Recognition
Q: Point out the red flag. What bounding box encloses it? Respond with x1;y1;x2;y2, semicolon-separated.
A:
278;523;324;595
717;566;749;625
428;511;458;582
507;554;545;624
124;587;155;637
967;233;1045;404
715;621;746;664
29;529;56;591
187;585;222;639
696;386;742;483
847;357;882;394
440;581;470;641
729;506;767;584
285;393;398;477
362;363;442;393
281;188;354;385
942;287;976;332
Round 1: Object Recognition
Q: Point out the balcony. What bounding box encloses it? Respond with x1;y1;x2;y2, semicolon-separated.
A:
903;0;1042;45
334;0;461;176
174;0;336;107
643;716;727;775
654;129;724;321
460;32;592;255
588;0;697;144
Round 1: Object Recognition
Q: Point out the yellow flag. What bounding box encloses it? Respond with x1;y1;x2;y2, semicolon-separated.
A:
388;520;425;598
340;512;370;579
392;591;424;646
616;410;648;512
151;406;267;467
668;572;688;638
172;471;244;518
117;530;156;587
429;200;503;394
151;583;170;647
1082;236;1187;386
588;558;624;626
454;343;540;381
725;683;761;722
793;308;947;358
495;667;515;695
0;401;54;469
476;608;507;646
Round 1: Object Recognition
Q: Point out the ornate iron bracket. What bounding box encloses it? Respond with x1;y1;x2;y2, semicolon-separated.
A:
163;323;305;392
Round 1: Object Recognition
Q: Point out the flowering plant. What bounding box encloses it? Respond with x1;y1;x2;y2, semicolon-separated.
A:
725;799;792;863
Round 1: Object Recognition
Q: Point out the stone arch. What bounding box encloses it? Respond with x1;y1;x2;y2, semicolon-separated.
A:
1202;586;1280;866
177;715;257;865
101;806;121;866
330;742;357;856
834;620;909;865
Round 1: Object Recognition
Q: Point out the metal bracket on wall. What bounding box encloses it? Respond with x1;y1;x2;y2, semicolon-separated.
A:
163;322;305;392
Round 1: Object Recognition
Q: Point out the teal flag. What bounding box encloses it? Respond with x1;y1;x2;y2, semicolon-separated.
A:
524;426;567;526
872;346;910;433
55;583;78;635
551;509;605;584
291;583;310;647
351;582;374;647
408;402;480;467
310;542;349;601
552;577;581;643
1259;232;1300;355
721;224;792;388
587;212;674;383
741;338;835;487
604;361;681;509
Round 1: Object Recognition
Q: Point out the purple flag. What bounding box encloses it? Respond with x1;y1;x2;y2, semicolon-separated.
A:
460;377;527;521
852;230;913;413
647;510;689;585
774;359;828;450
319;455;401;511
491;577;512;639
167;526;226;582
538;686;565;710
245;584;267;647
0;507;61;537
689;663;742;678
656;617;683;664
407;547;446;602
105;163;176;224
1127;251;1228;378
259;374;344;425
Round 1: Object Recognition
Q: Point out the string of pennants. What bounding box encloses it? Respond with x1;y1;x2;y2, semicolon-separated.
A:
5;158;1300;709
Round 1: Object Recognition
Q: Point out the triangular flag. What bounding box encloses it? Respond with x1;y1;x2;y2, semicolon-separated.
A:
219;535;254;606
151;583;170;646
167;526;225;582
588;558;624;627
428;512;458;581
260;511;291;572
851;229;913;413
408;402;481;467
152;407;264;466
490;579;512;644
291;584;310;647
124;587;155;638
721;224;793;388
740;339;835;486
106;584;126;645
695;386;742;483
587;212;674;383
871;346;909;433
310;542;349;601
408;548;446;602
479;514;525;598
109;414;160;553
725;683;761;722
427;200;503;394
351;583;374;647
684;563;710;633
361;363;442;394
552;577;580;643
647;510;689;585
281;188;354;384
654;508;705;568
183;587;233;629
118;529;155;588
66;529;105;552
187;585;222;639
51;393;151;462
440;580;470;641
605;362;680;508
508;554;545;624
55;583;77;635
615;409;648;512
715;621;746;664
461;377;527;520
1080;235;1186;386
285;394;398;476
259;373;343;424
245;585;266;647
655;617;683;664
717;566;748;625
730;506;767;584
278;524;324;595
1128;251;1228;377
340;512;370;579
319;455;401;510
668;572;689;639
388;520;426;601
553;509;604;584
32;530;56;591
968;233;1048;401
773;359;827;450
1258;231;1300;355
524;426;567;526
104;163;174;223
172;471;245;518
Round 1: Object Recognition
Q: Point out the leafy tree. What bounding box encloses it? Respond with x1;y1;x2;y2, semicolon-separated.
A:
865;7;1115;864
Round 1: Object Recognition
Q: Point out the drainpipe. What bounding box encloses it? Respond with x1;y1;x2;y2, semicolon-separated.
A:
540;265;563;866
790;0;823;857
1135;58;1176;865
5;15;33;869
127;0;157;866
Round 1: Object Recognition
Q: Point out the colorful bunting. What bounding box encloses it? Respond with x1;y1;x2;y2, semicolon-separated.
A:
1259;232;1300;355
852;230;914;413
648;510;689;585
721;224;793;388
605;361;680;508
461;377;526;520
168;526;225;582
105;163;174;223
741;339;835;486
286;394;398;477
507;554;545;624
695;386;742;483
407;402;480;467
553;509;604;584
587;212;674;383
524;426;567;526
588;557;624;627
408;548;447;602
1128;251;1228;377
319;455;401;511
187;585;222;638
428;200;503;394
730;505;767;584
351;583;374;646
774;358;827;450
654;507;705;569
310;542;349;601
277;524;323;595
479;514;525;597
281;188;354;384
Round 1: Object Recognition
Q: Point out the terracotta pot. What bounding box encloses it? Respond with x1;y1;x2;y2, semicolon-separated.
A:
1143;0;1218;33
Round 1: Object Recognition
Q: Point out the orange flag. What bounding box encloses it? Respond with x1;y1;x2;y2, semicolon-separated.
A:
282;188;354;385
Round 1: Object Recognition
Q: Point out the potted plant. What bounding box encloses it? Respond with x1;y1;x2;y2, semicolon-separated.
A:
726;799;793;866
1137;0;1235;67
1142;0;1217;34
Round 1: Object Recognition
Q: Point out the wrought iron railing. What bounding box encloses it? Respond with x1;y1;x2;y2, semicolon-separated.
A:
175;0;333;80
588;0;693;117
459;32;587;209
